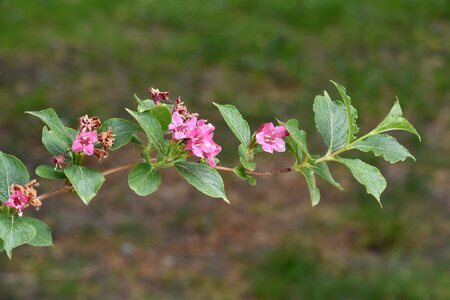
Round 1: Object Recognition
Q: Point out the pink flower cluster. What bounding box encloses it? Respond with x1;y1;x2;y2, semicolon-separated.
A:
5;190;29;217
256;122;288;153
72;131;98;155
169;111;221;167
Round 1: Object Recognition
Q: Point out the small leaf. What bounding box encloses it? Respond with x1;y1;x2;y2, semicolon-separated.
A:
36;165;66;180
137;99;156;112
313;92;349;152
238;144;256;171
26;109;73;143
308;161;343;190
338;158;386;206
300;168;320;206
128;163;161;196
42;127;71;156
353;134;415;163
149;105;172;131
330;80;359;143
126;109;166;153
64;165;105;205
0;215;36;258
175;162;228;203
280;119;309;156
0;152;30;203
99;118;141;150
373;100;421;140
22;217;53;247
213;103;251;146
233;166;257;186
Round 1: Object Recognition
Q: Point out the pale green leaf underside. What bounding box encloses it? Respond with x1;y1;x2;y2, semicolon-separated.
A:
0;151;30;203
300;168;320;206
128;163;161;196
331;80;359;143
338;158;386;206
214;103;251;146
313;92;348;152
126;109;165;153
175;162;228;203
64;165;105;205
0;215;36;258
353;134;415;163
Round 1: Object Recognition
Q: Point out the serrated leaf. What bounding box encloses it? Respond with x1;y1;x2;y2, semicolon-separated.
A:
213;103;251;146
99;118;141;150
0;215;36;258
36;165;66;180
338;158;386;206
309;161;343;190
149;105;172;131
280;119;309;156
331;80;359;143
128;163;161;196
373;100;421;140
175;162;228;203
238;144;256;171
64;165;105;205
0;152;30;203
313;92;349;152
353;134;415;163
26;109;73;143
300;168;320;206
126;109;166;153
22;217;53;247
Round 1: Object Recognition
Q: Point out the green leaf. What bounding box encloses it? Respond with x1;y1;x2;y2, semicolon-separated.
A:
213;103;251;146
0;152;30;203
175;162;228;203
313;92;349;152
126;109;166;153
35;165;66;180
99;118;141;150
149;105;172;131
0;215;36;258
353;134;415;163
64;165;105;205
300;168;320;206
42;127;71;156
22;217;53;247
338;158;386;206
238;144;256;171
280;119;309;156
308;161;343;190
0;239;4;252
26;109;73;143
373;100;421;140
233;166;257;186
137;99;156;112
128;163;161;196
331;80;359;143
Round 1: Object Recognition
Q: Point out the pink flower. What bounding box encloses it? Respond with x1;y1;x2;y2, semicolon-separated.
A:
256;122;288;153
150;87;169;104
186;120;221;166
72;131;98;155
5;190;29;217
168;112;197;140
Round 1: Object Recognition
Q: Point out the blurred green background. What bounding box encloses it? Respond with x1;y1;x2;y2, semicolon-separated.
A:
0;0;449;299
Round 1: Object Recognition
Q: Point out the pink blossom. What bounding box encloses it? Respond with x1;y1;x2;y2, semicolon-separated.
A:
5;190;29;217
168;112;197;140
72;131;98;155
256;122;288;153
185;120;221;166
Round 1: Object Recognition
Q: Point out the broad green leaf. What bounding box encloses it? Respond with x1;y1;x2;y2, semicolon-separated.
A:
42;127;71;156
338;158;386;206
150;105;172;131
353;134;415;163
22;217;53;247
35;165;66;180
64;165;105;205
313;92;349;152
280;119;309;156
213;103;251;146
175;162;228;203
0;152;30;203
26;109;73;143
373;100;421;140
137;100;156;112
300;168;320;206
331;81;359;143
0;239;3;252
126;109;166;153
0;215;36;258
99;118;141;150
285;139;303;164
238;144;256;171
309;161;343;190
233;166;257;186
128;163;161;196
